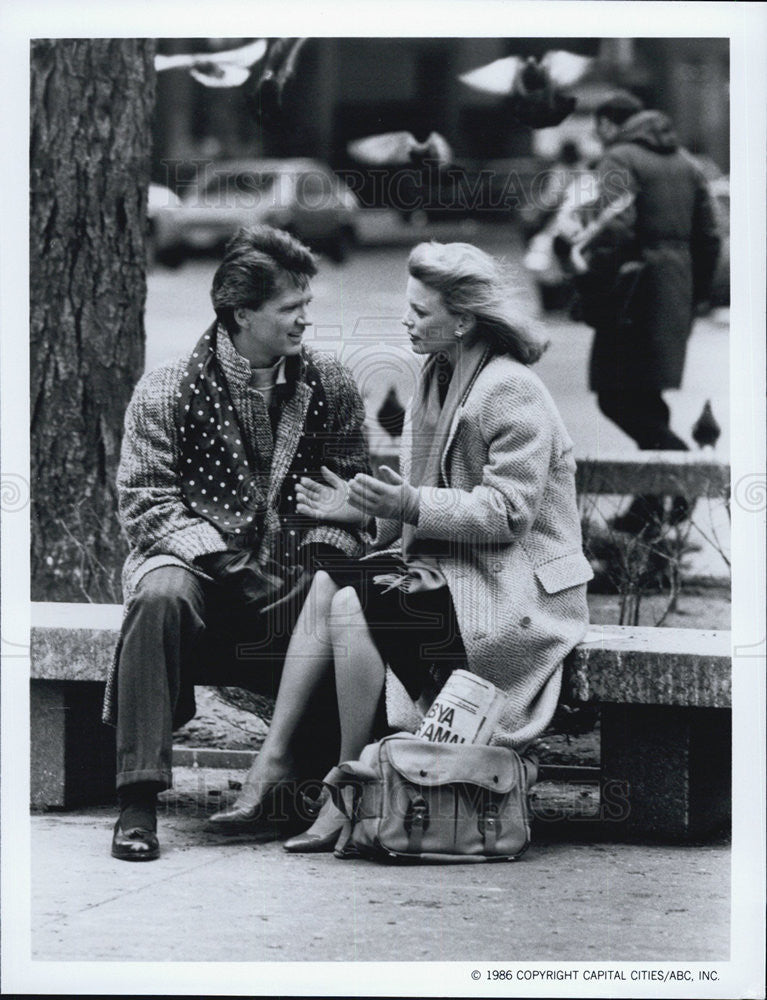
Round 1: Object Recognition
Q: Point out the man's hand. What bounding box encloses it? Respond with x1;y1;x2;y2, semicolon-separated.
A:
194;550;282;606
348;466;419;522
259;543;339;617
295;466;365;526
259;571;311;617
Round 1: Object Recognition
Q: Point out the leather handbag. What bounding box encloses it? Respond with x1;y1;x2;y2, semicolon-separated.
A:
324;733;537;864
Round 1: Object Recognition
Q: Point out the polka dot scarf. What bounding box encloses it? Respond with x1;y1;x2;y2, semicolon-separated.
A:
176;323;330;564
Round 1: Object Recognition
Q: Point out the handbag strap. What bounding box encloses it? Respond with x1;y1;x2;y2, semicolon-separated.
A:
404;796;430;853
325;780;359;822
323;762;377;820
478;794;503;852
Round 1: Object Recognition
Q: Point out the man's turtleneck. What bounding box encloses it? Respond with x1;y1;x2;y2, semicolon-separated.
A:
248;356;287;406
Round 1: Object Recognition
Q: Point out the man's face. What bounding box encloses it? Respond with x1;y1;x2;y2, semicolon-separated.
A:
236;274;312;366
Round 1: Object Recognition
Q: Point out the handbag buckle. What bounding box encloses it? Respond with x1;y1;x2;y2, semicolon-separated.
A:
479;798;502;849
404;796;430;852
405;796;430;834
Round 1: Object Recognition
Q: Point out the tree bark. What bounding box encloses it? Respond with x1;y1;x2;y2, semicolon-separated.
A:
30;39;156;601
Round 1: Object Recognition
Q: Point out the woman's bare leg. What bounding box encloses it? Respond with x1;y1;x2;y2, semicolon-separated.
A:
257;571;339;762
330;586;387;762
292;585;386;839
210;571;339;818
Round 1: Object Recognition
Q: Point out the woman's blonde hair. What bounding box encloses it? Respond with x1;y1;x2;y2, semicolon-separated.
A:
407;241;548;365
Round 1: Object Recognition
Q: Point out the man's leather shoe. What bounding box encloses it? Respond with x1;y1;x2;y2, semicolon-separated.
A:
609;495;664;536
283;824;344;854
111;820;160;862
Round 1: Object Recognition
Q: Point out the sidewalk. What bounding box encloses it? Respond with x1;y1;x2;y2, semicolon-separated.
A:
31;768;730;964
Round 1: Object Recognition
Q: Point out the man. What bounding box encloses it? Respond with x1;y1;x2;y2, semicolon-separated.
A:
103;226;369;861
578;92;721;533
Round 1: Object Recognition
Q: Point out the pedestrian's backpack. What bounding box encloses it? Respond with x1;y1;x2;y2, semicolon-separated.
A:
325;733;537;864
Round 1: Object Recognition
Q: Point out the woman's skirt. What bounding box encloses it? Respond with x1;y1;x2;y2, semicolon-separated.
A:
318;553;467;699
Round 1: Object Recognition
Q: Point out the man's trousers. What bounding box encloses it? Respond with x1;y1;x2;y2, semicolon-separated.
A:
115;566;340;793
597;388;689;452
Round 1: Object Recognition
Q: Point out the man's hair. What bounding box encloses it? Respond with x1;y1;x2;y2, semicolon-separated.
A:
594;92;644;126
210;225;318;334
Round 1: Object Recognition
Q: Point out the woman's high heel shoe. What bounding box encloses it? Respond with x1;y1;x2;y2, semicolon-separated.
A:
207;779;290;832
283;796;346;853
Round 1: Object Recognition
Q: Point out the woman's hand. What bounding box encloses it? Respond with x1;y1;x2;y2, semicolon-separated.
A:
295;466;366;526
348;466;419;522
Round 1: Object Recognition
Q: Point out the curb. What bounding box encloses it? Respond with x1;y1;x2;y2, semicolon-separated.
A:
172;747;256;769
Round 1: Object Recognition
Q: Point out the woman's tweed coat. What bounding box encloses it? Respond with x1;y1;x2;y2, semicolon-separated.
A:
102;329;369;725
379;352;593;748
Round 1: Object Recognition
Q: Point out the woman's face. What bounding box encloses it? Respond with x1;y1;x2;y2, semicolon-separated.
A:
402;276;461;355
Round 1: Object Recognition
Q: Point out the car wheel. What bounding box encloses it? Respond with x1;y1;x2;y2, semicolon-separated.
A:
155;245;185;269
326;226;355;264
146;221;157;270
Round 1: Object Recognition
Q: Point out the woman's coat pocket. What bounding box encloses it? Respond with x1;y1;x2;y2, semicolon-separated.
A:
533;551;594;594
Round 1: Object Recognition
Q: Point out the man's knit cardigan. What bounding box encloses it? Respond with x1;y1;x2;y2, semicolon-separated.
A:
102;329;369;725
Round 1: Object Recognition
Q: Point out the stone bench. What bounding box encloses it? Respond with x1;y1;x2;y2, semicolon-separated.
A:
30;602;731;841
573;451;729;498
561;623;731;840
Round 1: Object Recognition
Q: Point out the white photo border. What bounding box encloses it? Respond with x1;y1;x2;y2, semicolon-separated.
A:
1;1;765;996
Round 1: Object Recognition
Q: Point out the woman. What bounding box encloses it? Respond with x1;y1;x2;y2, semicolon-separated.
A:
209;241;593;850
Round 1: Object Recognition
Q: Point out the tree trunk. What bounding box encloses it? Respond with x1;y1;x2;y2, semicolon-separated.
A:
30;39;155;602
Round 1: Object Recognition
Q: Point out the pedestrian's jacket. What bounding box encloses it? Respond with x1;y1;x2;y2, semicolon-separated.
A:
102;328;369;725
372;353;594;749
581;110;721;391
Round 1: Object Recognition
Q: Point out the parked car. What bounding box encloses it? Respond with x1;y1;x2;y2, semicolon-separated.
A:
148;181;183;217
151;158;360;266
147;183;182;267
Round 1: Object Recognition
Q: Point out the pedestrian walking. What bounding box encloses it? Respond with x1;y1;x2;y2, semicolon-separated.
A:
576;93;721;533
